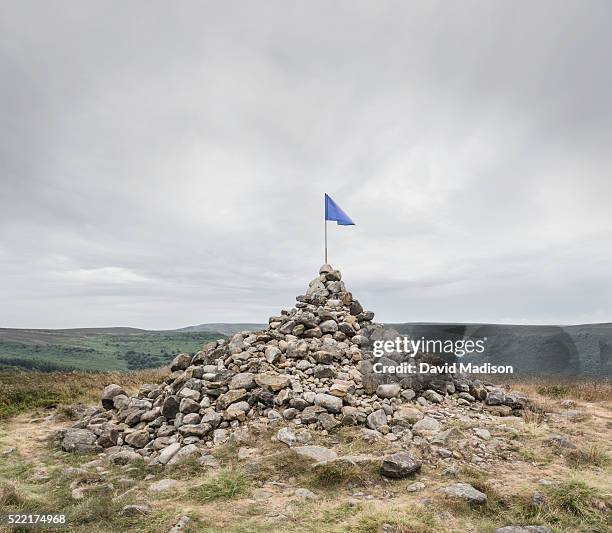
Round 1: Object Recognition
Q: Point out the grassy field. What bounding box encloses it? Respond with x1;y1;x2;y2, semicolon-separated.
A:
0;373;609;532
0;328;224;372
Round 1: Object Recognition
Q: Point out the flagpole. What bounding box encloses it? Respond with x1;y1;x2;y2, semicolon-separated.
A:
324;219;328;264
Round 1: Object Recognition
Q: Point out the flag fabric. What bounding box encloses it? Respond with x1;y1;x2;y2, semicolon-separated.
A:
324;193;355;225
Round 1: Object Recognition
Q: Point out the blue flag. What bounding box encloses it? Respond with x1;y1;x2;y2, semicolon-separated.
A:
325;193;355;226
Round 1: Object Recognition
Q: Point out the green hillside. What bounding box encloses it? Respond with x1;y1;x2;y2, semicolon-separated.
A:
0;328;224;372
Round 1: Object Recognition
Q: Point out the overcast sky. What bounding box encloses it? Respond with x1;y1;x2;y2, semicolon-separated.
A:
1;1;611;329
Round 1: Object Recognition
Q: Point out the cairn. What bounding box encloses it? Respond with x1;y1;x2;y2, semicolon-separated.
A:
57;265;528;465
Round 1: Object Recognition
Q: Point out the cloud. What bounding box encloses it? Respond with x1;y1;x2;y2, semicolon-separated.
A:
0;1;611;328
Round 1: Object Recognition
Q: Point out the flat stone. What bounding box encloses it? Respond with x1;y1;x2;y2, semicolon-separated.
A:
440;483;487;504
293;445;338;464
380;452;422;478
412;416;441;435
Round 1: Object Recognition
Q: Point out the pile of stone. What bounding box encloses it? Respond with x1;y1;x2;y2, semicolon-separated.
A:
58;265;528;466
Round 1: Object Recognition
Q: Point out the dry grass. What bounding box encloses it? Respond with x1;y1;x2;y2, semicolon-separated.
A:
565;445;610;468
501;376;612;402
0;369;168;418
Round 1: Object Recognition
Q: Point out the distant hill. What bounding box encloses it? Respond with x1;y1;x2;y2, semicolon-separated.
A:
2;322;611;376
0;327;225;372
390;322;612;377
177;323;266;335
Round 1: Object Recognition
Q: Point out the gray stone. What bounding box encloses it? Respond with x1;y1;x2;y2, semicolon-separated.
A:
158;442;181;465
380;451;422;478
61;429;99;453
440;483;487;504
314;393;343;413
179;398;200;414
161;396;180;419
109;449;142;465
101;384;126;410
366;409;388;430
412;416;441;435
255;374;291;391
319;320;338;333
229;373;256;390
124;430;150;449
167;444;200;466
168;516;192;533
376;383;401;399
120;504;151;516
485;389;506;406
170;353;192;371
294;487;318;499
423;390;444;403
294;445;338;463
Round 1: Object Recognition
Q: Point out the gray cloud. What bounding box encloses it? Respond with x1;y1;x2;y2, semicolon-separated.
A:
1;1;611;328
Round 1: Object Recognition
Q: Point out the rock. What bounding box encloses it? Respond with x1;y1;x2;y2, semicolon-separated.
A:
314;393;343;414
380;452;422;478
485;389;506;406
392;406;423;426
276;427;297;446
148;478;178;493
319;320;338;333
225;401;250;421
124;430;150;449
423;390;444;403
318;412;340;431
350;300;363;315
366;409;388;430
179;398;200;414
376;383;401;399
170;353;192;371
412;416;441;435
407;481;426;492
168;516;192;533
474;428;491;441
294;487;318;499
161;396;180;419
293;445;338;463
61;429;99;453
167;444;200;466
101;384;127;410
229;373;256;390
440;483;487;504
120;504;151;516
158;442;181;465
178;424;212;438
109;449;142;465
265;346;282;364
546;435;577;449
255;374;291;392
